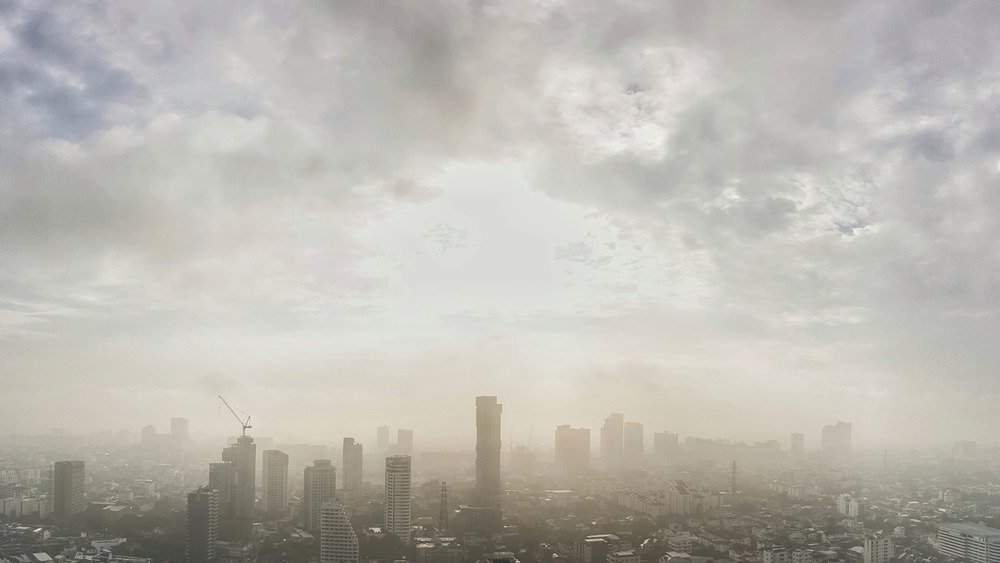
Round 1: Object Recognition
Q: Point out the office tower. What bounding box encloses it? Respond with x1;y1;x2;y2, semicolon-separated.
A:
623;422;644;467
397;429;413;455
790;432;805;455
600;413;624;470
171;417;189;441
342;438;363;493
209;462;239;540
53;460;85;522
221;435;256;541
303;460;337;532
863;534;894;563
936;522;1000;563
377;426;391;451
653;431;679;458
141;424;157;446
384;455;412;544
320;500;359;563
820;421;852;457
555;425;591;472
186;486;219;563
261;449;289;517
475;396;503;504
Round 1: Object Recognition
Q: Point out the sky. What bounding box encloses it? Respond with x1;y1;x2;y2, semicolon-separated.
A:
2;1;999;449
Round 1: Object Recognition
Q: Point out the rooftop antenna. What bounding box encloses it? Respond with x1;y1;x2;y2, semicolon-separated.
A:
218;395;252;437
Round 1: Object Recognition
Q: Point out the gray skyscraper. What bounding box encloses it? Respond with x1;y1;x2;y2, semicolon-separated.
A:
384;455;412;544
342;438;363;493
53;460;85;522
821;421;852;457
377;426;390;451
475;396;503;505
397;429;413;455
623;421;644;467
653;431;679;458
791;432;805;455
209;462;239;541
600;413;624;470
186;486;219;563
320;500;359;563
261;449;289;517
221;435;256;541
303;460;337;532
171;417;189;441
555;425;591;472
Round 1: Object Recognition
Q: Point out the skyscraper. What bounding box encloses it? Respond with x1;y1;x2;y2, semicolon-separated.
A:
221;435;256;541
790;432;805;455
384;455;412;544
555;425;591;472
377;426;391;451
820;421;852;457
303;460;337;532
342;438;363;493
209;462;239;541
186;486;219;563
600;413;624;470
653;431;679;458
141;424;157;446
475;396;503;505
53;460;85;522
623;422;644;467
261;449;289;517
397;429;413;455
171;417;189;441
320;500;359;563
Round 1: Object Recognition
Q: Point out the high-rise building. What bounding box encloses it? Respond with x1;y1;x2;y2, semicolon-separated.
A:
790;432;805;455
303;460;337;532
320;500;359;563
397;429;413;455
221;435;256;541
623;422;644;467
141;424;157;446
653;431;678;458
209;462;239;540
555;425;591;472
384;455;412;544
53;460;85;522
377;426;391;451
475;396;503;504
600;413;624;470
171;417;189;441
863;534;894;563
342;438;363;493
261;449;289;517
936;522;1000;563
186;486;219;563
820;421;852;457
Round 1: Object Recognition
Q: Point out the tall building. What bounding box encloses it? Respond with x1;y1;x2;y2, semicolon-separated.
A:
261;449;289;517
221;435;256;540
600;413;624;470
790;432;805;455
863;534;894;563
623;422;644;467
475;396;503;504
820;421;852;457
186;486;219;563
555;425;591;472
320;500;359;563
53;460;85;522
303;460;337;532
937;522;1000;563
342;438;363;493
397;429;413;455
141;425;158;446
171;417;189;441
209;462;239;540
653;431;679;458
384;455;412;544
377;426;391;451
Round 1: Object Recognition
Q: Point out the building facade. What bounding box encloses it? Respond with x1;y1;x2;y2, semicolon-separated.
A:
342;438;363;493
623;422;643;467
475;396;503;505
261;449;289;517
303;459;337;532
555;425;591;473
53;460;85;522
186;486;219;563
937;522;1000;563
600;413;624;470
384;455;412;544
320;500;359;562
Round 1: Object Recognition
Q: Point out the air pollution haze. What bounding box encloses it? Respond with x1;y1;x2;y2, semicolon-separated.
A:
3;0;1000;451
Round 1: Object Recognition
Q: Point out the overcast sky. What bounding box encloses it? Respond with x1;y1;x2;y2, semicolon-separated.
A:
2;1;999;449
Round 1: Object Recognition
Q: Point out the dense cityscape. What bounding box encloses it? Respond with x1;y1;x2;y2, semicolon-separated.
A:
2;396;999;562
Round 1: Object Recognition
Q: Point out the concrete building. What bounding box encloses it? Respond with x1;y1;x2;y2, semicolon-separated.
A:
221;435;256;541
600;413;624;470
261;449;289;517
863;534;894;563
820;421;852;457
342;438;363;493
623;422;644;467
209;461;239;541
384;455;412;544
377;426;390;451
303;460;337;532
171;417;189;442
762;546;790;563
608;550;640;563
653;431;679;458
397;429;414;455
555;425;591;472
937;522;1000;563
836;494;861;518
53;460;85;522
186;486;219;563
576;534;629;563
320;500;359;562
790;433;804;455
475;396;503;505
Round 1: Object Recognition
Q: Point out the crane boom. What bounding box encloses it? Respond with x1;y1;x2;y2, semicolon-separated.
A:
218;395;252;437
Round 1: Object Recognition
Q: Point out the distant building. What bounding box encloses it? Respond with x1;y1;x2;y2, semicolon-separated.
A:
576;534;629;563
186;486;219;563
342;438;363;493
863;534;894;563
384;455;412;544
220;435;256;540
623;422;644;467
790;432;804;455
836;494;861;518
483;552;520;563
261;449;289;517
762;546;789;563
209;462;239;540
954;440;978;459
303;460;337;532
555;425;591;472
653;431;679;458
320;500;359;562
141;424;157;446
171;417;189;442
377;425;391;451
475;396;503;505
510;446;535;476
53;460;85;522
600;413;624;470
397;429;414;455
820;421;851;457
608;550;640;563
937;522;1000;563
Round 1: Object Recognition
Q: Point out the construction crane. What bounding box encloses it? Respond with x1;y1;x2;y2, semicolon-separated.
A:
218;395;252;437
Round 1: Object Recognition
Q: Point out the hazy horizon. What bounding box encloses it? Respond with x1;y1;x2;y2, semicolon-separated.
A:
3;1;1000;448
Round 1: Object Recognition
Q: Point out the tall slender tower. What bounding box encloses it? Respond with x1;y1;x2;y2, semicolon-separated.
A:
221;435;256;541
600;413;624;470
53;460;85;522
209;462;239;540
397;429;414;455
475;396;502;505
186;486;219;563
384;455;412;544
261;449;289;517
303;460;336;532
377;426;391;451
342;438;363;493
320;500;359;563
623;421;644;467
